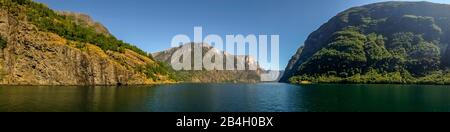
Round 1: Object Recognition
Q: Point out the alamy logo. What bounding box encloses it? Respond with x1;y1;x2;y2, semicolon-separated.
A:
170;27;280;81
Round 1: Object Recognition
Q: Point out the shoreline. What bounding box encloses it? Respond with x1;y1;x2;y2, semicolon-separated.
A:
291;82;450;86
1;82;450;86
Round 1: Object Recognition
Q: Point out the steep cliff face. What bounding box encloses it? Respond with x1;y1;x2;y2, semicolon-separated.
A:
153;43;262;83
0;1;174;85
279;46;303;82
282;1;450;84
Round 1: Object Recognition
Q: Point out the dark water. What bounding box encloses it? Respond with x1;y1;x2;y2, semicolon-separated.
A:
1;83;450;112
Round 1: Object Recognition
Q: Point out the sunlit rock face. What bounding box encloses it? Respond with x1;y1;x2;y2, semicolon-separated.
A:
153;43;264;83
0;1;174;85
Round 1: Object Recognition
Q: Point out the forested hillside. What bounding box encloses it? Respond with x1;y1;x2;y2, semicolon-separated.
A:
282;2;450;84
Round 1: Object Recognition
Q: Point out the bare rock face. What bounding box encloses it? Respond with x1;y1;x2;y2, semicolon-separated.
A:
279;46;303;82
0;10;161;85
152;43;263;83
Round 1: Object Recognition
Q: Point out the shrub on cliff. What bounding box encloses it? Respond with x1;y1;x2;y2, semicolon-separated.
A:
0;37;6;49
2;0;149;57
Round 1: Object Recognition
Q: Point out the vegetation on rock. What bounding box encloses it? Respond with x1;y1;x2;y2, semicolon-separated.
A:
283;1;450;84
1;0;147;56
0;0;178;85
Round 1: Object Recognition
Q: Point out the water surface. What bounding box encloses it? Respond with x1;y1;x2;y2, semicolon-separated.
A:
0;83;449;112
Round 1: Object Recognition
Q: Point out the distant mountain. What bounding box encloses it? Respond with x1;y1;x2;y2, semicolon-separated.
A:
282;1;450;84
152;43;263;83
0;0;176;85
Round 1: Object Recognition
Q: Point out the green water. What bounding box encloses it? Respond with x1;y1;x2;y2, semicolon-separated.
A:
0;83;449;112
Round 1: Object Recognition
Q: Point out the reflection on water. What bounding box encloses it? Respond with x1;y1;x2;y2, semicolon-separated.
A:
1;84;450;112
0;86;159;112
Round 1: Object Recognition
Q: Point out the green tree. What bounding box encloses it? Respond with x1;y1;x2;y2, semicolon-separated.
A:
300;28;367;77
364;33;392;70
406;41;441;76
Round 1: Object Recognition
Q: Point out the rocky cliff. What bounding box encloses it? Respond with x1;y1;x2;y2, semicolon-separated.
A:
0;0;174;85
279;46;303;82
153;43;263;83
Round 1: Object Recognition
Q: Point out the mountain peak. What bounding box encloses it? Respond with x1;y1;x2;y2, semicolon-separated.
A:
152;42;263;83
0;0;176;85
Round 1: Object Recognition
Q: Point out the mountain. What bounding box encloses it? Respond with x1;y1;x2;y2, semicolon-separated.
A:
0;0;176;85
281;46;303;82
152;43;263;83
281;1;450;84
57;11;111;36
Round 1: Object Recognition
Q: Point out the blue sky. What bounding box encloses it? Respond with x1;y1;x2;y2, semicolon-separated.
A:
34;0;450;70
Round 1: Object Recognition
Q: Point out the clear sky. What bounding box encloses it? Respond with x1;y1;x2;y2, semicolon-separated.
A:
34;0;450;70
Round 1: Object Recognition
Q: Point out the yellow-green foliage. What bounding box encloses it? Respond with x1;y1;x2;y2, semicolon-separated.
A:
290;69;450;85
1;0;148;56
1;0;181;82
67;41;86;50
134;62;182;82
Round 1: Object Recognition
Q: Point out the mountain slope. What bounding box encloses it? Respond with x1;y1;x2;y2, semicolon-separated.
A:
282;1;450;84
152;43;262;83
57;11;111;36
0;0;175;85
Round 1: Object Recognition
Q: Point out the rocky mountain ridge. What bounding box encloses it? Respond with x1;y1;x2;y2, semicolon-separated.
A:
0;0;175;85
152;43;263;83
